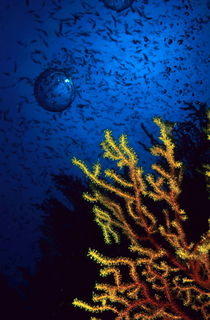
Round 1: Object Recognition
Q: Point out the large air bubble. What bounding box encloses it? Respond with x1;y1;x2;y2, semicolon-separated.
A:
34;68;75;112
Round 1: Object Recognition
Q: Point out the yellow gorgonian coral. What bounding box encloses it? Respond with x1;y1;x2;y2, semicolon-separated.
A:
72;117;210;320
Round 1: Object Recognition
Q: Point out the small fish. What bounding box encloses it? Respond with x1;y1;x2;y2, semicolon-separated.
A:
78;31;91;37
17;40;26;46
19;95;30;103
33;50;42;54
133;39;141;44
81;1;93;9
13;62;17;73
34;19;43;24
111;14;117;27
16;102;23;112
46;146;55;152
137;9;152;20
18;76;33;85
54;31;61;38
27;10;35;14
41;38;49;47
107;33;118;43
105;25;113;34
77;104;87;108
31;13;41;19
88;18;96;29
113;122;124;126
73;14;81;24
35;28;48;36
31;57;42;64
122;9;129;17
134;19;143;26
59;23;63;33
1;72;10;76
124;23;131;35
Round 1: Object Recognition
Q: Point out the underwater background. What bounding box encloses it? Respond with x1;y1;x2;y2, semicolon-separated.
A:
0;0;209;318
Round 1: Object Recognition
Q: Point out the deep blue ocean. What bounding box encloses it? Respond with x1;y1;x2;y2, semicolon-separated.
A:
0;0;209;318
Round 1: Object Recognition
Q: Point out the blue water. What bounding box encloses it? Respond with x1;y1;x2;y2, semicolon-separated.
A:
0;0;209;291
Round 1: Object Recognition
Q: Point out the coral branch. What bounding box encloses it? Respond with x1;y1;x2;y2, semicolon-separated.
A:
72;117;210;319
